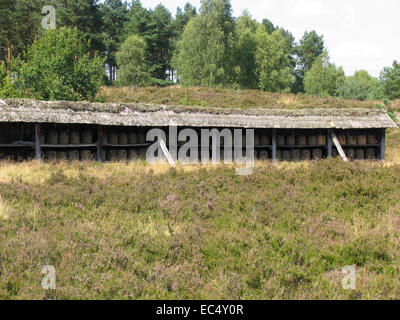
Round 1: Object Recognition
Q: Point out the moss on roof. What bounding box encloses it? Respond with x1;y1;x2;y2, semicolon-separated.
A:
1;98;387;117
0;98;396;129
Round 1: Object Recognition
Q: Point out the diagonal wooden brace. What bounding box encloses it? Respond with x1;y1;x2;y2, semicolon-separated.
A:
331;131;348;162
160;139;176;167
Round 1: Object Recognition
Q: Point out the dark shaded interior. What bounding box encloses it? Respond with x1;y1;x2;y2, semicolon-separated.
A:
0;123;385;162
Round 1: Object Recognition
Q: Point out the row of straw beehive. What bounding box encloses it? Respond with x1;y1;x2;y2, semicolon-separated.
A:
36;128;380;162
0;124;34;160
253;133;378;146
251;148;376;161
338;148;376;160
253;134;327;146
335;134;377;145
41;128;149;161
333;134;377;160
0;124;34;143
42;128;95;161
253;133;378;161
0;150;35;161
102;130;147;161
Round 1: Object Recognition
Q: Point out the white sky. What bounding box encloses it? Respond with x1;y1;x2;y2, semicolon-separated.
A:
140;0;400;77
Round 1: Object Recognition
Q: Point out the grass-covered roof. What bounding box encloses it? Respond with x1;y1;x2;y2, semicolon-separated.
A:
0;99;397;129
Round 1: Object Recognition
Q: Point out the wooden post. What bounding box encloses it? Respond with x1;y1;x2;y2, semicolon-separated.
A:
160;139;176;166
380;129;386;160
35;124;41;161
96;127;103;162
272;129;277;161
327;129;332;158
331;131;348;162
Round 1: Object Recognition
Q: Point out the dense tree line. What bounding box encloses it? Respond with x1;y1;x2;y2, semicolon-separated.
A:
0;0;400;101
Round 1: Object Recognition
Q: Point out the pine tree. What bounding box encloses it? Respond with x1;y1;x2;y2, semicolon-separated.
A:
100;0;129;81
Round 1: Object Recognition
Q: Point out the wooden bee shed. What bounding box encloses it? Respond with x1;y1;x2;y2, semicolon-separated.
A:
0;99;396;162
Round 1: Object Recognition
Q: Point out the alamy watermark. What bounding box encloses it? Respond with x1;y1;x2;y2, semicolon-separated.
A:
341;265;356;290
145;126;255;175
41;265;56;290
42;4;56;30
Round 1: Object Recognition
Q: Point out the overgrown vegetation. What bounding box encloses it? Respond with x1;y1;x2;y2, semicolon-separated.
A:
96;86;400;111
1;0;400;101
0;129;400;299
376;99;398;122
19;28;105;101
115;34;150;86
1;0;400;301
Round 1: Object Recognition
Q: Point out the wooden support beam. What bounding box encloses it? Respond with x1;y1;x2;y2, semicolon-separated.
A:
272;129;277;161
160;139;176;167
96;127;103;162
327;129;332;158
331;131;348;162
35;124;41;161
380;129;386;161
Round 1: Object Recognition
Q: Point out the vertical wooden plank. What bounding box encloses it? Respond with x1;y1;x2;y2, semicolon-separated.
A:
327;129;332;158
380;129;386;160
272;129;277;161
97;126;103;162
35;124;41;161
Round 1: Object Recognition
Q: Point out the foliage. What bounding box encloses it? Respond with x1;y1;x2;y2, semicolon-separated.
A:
233;11;258;89
337;70;380;101
262;18;276;34
255;27;293;93
296;30;325;72
115;34;150;86
150;4;176;79
99;0;129;69
57;0;104;52
376;99;398;122
0;76;22;99
293;30;325;93
0;0;42;68
380;60;400;100
123;2;175;80
19;27;105;101
367;83;385;101
0;61;22;98
174;2;197;35
304;52;345;97
172;0;236;87
148;78;175;87
1;0;400;99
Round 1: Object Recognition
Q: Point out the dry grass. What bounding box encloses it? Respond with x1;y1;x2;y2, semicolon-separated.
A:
385;128;400;165
96;85;400;111
0;120;400;299
0;196;10;220
1;157;400;299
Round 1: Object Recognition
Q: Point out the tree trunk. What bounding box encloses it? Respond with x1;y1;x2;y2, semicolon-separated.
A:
6;40;11;74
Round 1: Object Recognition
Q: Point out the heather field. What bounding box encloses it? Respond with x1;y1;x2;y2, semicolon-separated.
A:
0;128;399;300
96;86;400;111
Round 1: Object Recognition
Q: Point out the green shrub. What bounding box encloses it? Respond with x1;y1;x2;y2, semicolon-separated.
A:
0;61;22;98
149;78;175;87
376;99;398;122
116;35;151;86
20;27;105;101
